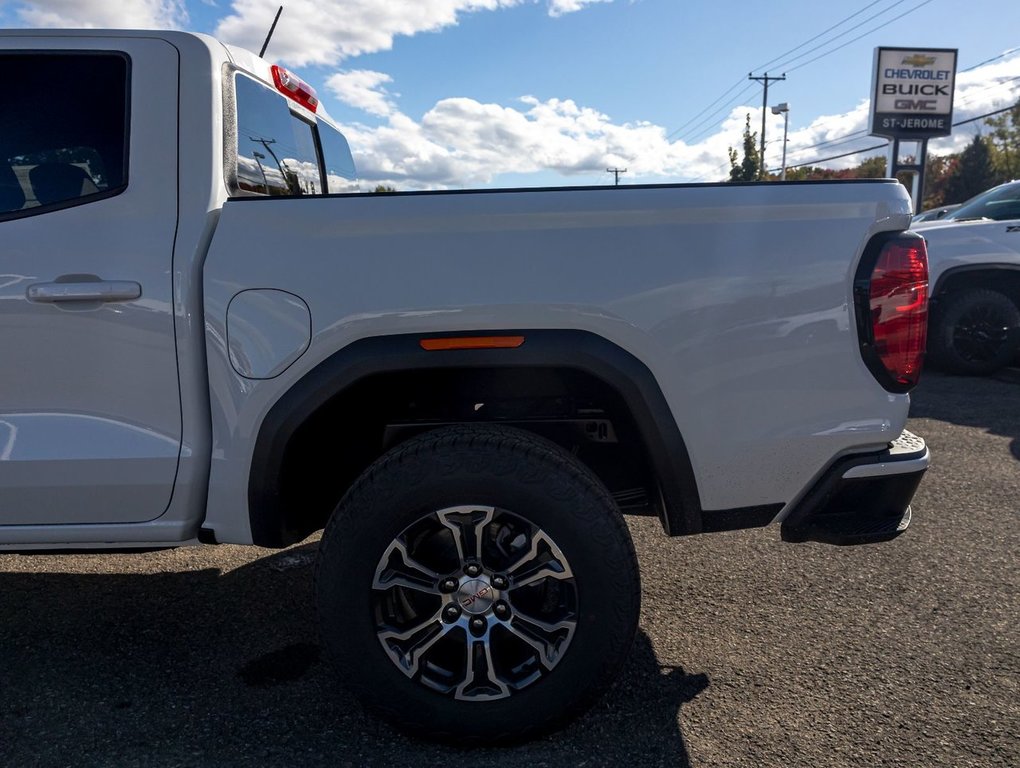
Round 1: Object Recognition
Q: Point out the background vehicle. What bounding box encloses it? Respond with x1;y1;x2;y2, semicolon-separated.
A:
912;203;960;223
0;30;930;743
939;180;1020;222
914;181;1020;374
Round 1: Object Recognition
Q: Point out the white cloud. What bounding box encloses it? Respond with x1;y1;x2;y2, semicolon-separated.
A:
548;0;612;16
336;53;1020;189
14;0;187;28
341;95;716;189
216;0;507;66
215;0;609;67
326;70;397;117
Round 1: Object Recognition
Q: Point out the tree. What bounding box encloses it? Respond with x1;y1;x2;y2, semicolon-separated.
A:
942;135;997;204
372;184;397;193
727;114;762;182
856;155;887;178
985;102;1020;180
920;153;955;210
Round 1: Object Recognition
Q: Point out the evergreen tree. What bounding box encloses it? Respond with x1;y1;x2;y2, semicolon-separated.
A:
727;114;761;182
942;135;997;204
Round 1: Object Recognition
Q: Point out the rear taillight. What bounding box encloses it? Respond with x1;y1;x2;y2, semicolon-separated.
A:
855;234;929;392
271;65;318;112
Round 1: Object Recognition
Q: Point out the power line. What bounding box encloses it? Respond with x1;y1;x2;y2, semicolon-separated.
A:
960;47;1020;73
666;78;747;140
783;0;936;74
666;0;937;152
785;130;870;158
783;143;888;171
782;73;1020;161
768;0;912;73
776;104;1020;172
750;0;890;73
953;102;1020;127
675;83;758;143
665;1;907;144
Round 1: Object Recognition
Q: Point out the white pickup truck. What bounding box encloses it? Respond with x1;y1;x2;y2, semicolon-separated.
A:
913;180;1020;375
0;30;931;743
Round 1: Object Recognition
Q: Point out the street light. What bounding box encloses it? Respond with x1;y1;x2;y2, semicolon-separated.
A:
771;102;790;181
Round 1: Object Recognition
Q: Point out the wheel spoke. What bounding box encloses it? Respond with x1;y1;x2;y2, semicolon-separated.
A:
505;529;574;588
437;506;495;564
504;612;576;669
373;539;442;594
373;504;580;700
455;637;511;700
377;609;451;677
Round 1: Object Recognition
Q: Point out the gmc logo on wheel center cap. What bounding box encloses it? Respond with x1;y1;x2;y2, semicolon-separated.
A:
461;585;490;607
457;578;497;614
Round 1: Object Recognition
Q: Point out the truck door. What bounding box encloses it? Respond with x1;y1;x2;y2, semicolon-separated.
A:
0;39;181;525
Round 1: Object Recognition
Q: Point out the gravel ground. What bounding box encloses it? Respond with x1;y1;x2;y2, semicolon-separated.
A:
1;371;1017;768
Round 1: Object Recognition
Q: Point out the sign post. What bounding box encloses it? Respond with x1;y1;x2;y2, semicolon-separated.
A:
869;47;958;214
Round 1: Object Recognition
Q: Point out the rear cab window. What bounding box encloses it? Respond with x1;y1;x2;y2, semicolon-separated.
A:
1;52;128;220
231;72;358;197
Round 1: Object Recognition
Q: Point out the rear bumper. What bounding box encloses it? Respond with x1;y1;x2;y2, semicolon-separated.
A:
780;431;928;545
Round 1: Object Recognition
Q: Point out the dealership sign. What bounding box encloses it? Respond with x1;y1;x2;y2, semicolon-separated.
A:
869;47;958;138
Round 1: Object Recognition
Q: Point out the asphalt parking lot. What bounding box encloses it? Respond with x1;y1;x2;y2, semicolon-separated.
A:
1;371;1017;768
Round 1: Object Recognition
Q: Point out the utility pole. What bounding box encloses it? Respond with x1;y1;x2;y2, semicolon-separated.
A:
606;167;627;186
748;72;785;179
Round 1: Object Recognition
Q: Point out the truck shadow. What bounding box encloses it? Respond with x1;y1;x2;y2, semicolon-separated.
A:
910;370;1020;461
0;544;707;767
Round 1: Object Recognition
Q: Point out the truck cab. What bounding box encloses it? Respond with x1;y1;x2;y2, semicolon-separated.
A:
0;32;355;542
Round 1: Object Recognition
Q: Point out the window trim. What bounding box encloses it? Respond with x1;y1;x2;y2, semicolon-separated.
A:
0;49;131;224
229;69;326;199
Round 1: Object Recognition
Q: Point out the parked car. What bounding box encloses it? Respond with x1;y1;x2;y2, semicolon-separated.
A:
940;180;1020;222
914;181;1020;374
913;203;960;223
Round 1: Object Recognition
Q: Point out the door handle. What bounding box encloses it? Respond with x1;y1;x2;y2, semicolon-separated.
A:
26;280;142;303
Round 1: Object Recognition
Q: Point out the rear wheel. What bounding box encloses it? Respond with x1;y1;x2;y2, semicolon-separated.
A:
316;425;640;744
929;289;1020;375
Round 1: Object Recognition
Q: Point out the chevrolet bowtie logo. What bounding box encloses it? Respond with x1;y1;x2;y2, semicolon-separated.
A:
902;54;937;67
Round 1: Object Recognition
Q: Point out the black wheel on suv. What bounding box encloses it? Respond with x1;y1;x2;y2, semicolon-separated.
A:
929;288;1020;375
316;425;640;744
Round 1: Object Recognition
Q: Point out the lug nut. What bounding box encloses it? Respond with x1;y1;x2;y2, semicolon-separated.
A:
464;563;482;577
443;604;461;623
440;577;458;593
491;574;508;590
470;617;487;634
494;601;510;619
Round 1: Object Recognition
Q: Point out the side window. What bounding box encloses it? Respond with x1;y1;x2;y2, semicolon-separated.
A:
318;123;359;194
234;74;322;196
0;52;128;220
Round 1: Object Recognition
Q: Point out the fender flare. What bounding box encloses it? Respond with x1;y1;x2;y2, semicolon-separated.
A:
248;329;704;544
930;264;1020;302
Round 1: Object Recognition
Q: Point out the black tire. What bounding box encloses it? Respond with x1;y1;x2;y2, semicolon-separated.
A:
929;288;1020;375
316;424;640;744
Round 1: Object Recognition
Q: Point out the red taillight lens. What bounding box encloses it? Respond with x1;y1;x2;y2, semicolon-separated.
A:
271;65;318;112
868;237;928;388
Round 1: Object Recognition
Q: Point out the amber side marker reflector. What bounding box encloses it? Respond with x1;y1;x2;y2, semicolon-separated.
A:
420;335;525;351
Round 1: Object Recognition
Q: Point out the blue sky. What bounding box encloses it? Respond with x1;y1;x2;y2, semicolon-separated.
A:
3;0;1018;188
